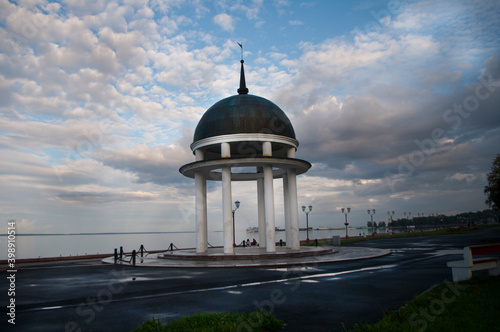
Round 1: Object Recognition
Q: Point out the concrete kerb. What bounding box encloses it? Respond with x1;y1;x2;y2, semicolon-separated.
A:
159;246;335;261
101;246;391;268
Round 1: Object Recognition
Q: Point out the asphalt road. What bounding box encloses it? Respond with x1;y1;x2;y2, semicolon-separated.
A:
3;226;500;332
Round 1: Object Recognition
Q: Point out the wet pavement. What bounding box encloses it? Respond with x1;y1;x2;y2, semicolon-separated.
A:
3;226;500;332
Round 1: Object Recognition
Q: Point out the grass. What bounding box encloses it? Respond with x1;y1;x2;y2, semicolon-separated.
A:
131;309;284;332
349;275;500;332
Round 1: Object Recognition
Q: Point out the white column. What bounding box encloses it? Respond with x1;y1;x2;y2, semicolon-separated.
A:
264;165;276;252
263;141;272;156
288;168;300;250
195;172;207;253
257;173;266;248
222;166;233;254
283;174;291;248
263;142;275;252
221;142;233;254
221;142;231;158
287;147;300;250
195;149;204;161
195;150;207;253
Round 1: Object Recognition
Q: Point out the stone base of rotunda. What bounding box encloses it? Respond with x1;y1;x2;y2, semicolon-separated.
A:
157;246;337;261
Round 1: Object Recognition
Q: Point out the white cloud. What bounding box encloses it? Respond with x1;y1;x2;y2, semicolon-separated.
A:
16;218;52;234
254;20;264;28
0;0;498;236
446;173;477;184
213;13;235;32
231;0;263;20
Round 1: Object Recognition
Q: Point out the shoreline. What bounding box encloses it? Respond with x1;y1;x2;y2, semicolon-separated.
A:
2;225;498;266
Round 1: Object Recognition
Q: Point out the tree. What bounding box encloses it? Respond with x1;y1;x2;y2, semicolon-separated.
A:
484;154;500;211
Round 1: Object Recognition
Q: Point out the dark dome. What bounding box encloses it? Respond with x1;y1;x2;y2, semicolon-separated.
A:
193;94;296;142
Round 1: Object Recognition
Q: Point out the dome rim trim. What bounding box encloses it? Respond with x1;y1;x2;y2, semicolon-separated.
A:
179;156;311;180
190;133;299;152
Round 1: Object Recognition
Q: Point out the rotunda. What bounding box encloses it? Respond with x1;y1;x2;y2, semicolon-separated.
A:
180;60;311;254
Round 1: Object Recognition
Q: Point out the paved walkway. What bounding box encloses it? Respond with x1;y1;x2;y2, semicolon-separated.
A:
102;246;391;267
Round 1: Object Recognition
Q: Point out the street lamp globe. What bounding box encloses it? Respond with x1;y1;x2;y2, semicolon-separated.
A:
302;205;312;242
341;207;351;238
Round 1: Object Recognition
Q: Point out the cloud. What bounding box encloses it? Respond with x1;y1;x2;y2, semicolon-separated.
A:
96;141;193;186
213;13;235;32
231;0;263;20
0;0;499;235
289;52;500;182
15;218;53;234
55;190;162;204
260;2;500;221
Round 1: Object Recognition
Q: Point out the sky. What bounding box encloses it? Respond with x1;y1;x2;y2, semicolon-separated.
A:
1;0;499;234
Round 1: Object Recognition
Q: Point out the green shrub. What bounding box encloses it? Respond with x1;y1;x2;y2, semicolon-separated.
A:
133;317;167;332
350;276;500;332
131;309;284;332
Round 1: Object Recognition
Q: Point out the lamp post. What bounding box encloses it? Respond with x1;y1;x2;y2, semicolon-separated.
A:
341;207;351;238
367;209;376;236
232;200;240;247
388;211;395;234
417;213;423;232
302;205;313;242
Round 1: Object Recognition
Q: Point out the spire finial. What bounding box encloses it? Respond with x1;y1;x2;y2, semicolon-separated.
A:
237;42;248;95
237;42;243;61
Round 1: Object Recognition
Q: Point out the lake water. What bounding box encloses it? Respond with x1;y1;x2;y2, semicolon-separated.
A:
1;227;398;260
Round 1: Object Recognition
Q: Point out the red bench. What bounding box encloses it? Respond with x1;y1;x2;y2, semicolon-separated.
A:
447;243;500;282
